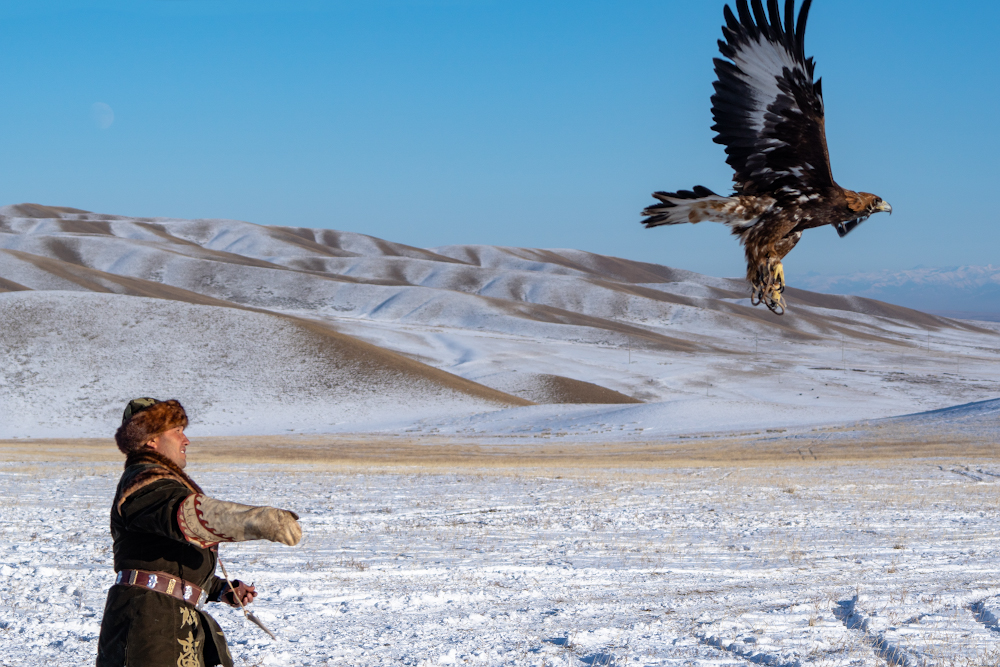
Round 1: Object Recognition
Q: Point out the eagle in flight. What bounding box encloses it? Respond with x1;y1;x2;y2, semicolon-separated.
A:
642;0;892;315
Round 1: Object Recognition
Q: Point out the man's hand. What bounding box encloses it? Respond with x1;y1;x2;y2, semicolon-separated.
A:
222;580;258;608
251;509;302;546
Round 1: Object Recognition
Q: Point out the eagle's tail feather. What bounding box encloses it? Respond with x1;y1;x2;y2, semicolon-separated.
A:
642;186;735;228
642;188;772;232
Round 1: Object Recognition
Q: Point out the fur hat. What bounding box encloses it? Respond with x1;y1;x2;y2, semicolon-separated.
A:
115;398;189;454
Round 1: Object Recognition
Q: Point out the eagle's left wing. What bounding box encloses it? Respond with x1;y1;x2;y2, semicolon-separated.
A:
711;0;833;200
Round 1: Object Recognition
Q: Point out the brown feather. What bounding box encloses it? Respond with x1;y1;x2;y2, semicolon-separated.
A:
844;189;880;214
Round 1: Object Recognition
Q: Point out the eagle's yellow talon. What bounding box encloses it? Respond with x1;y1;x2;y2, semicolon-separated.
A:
769;261;785;303
771;261;785;291
749;260;786;314
749;260;787;314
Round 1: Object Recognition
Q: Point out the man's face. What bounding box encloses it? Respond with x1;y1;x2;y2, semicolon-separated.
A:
146;427;189;468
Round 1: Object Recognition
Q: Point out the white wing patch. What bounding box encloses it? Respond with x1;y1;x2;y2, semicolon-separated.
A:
729;34;801;141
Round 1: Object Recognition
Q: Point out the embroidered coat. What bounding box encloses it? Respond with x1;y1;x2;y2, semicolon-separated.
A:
96;451;234;667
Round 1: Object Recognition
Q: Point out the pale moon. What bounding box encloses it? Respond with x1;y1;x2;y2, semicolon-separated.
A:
91;102;114;129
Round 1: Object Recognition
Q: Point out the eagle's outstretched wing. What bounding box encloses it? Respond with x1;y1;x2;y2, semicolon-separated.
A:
711;0;832;199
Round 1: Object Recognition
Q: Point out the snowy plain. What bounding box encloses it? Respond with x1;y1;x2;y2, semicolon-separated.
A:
2;459;1000;666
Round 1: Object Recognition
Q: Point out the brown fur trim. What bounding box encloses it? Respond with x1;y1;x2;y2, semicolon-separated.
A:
115;448;204;512
114;399;189;454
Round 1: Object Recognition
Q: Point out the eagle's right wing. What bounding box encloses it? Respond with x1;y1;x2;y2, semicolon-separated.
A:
710;0;834;200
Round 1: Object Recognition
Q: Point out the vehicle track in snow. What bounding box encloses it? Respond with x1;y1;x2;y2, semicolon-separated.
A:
697;633;801;667
833;596;925;667
969;597;1000;634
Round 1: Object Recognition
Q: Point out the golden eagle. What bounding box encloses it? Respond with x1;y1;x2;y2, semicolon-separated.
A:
642;0;892;315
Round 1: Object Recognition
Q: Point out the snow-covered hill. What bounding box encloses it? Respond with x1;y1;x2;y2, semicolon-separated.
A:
2;203;998;438
0;292;527;438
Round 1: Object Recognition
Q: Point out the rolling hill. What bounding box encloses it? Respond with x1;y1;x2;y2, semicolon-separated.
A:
2;203;998;439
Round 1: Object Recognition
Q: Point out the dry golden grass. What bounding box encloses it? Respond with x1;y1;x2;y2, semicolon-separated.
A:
1;428;996;473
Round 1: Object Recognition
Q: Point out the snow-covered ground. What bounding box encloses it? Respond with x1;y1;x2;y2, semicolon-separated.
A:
2;459;1000;666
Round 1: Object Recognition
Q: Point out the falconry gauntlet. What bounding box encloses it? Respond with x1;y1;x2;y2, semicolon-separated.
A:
178;494;302;548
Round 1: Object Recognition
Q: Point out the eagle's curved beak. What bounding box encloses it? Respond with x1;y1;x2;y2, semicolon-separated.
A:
876;200;893;215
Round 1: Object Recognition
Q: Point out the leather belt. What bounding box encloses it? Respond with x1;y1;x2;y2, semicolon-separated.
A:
115;569;208;608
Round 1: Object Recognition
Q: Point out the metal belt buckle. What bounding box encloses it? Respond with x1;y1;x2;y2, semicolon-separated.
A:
146;573;158;589
196;589;208;611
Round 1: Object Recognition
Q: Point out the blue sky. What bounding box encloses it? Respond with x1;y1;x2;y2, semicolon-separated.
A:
0;0;997;279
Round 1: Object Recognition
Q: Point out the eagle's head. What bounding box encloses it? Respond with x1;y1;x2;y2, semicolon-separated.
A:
845;190;893;217
836;190;892;237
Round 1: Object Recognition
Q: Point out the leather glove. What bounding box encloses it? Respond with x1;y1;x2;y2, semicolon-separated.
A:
221;579;258;608
178;494;302;547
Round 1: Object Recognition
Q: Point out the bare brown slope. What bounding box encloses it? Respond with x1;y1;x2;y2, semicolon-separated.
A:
537;375;642;405
40;232;315;273
274;226;467;264
261;226;362;258
291;318;533;407
489;294;711;352
0;276;31;292
0;251;531;408
3;203;94;219
505;248;700;284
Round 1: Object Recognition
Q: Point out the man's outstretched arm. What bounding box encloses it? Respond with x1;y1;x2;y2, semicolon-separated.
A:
177;494;302;548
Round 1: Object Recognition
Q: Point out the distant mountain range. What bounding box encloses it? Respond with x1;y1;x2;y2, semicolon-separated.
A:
798;266;1000;322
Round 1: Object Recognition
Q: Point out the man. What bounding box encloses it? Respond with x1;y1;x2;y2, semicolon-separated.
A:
96;398;302;667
